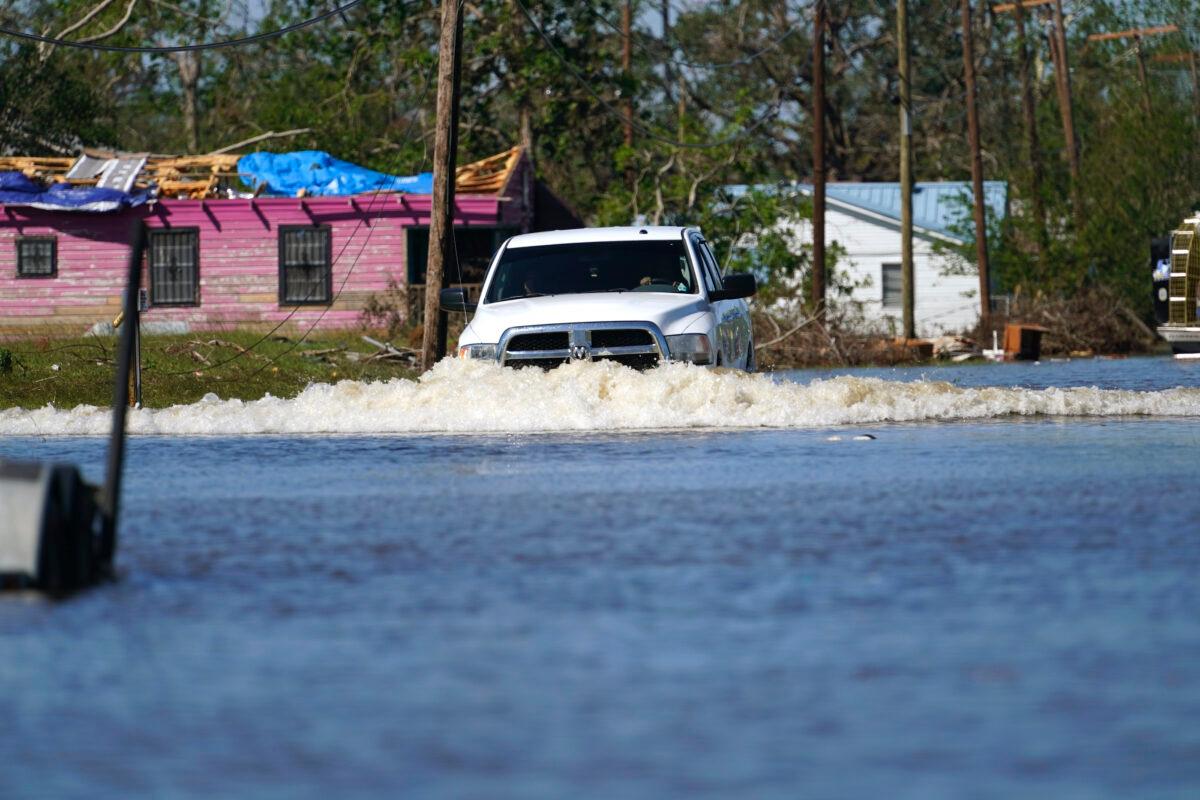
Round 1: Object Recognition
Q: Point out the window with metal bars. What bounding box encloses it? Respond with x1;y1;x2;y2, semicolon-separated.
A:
16;236;57;277
148;228;200;306
881;263;901;308
279;225;332;305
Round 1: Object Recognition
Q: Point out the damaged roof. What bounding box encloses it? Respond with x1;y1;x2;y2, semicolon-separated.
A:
0;146;525;201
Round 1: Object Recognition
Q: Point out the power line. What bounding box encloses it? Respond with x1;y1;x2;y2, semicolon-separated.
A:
514;0;780;150
0;0;368;53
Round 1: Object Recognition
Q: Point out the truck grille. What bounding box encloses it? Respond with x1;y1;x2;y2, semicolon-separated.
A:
499;323;666;370
591;329;654;348
507;332;569;352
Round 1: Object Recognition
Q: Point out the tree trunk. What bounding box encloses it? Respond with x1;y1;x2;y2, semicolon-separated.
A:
173;52;201;153
519;105;535;232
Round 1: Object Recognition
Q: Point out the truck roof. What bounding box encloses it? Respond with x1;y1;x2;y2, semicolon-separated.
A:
505;226;694;249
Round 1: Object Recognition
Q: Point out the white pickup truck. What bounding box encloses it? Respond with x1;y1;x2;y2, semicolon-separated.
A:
440;226;757;370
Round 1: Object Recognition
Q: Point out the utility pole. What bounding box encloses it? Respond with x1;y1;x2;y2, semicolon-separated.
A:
811;0;826;320
999;1;1048;257
622;0;633;150
1088;26;1180;116
511;0;535;232
897;0;915;340
1050;0;1082;225
661;0;672;109
961;0;991;328
420;0;464;371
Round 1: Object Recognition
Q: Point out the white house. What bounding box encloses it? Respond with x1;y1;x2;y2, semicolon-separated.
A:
729;181;1007;336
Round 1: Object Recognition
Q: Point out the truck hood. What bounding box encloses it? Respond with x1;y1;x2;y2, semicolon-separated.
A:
463;292;708;344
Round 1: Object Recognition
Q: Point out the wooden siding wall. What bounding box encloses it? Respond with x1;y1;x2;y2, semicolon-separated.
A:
783;207;981;336
0;194;508;334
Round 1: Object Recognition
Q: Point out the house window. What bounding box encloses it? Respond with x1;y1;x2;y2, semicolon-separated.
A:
279;225;332;305
149;228;200;306
881;263;902;308
16;236;56;277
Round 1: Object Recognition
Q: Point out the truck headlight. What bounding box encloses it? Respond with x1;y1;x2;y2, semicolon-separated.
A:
457;343;497;360
667;333;712;365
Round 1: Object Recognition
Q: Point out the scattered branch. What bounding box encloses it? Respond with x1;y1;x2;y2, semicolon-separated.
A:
207;128;313;154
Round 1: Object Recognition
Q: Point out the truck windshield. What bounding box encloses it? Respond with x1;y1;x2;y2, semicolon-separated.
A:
484;240;696;303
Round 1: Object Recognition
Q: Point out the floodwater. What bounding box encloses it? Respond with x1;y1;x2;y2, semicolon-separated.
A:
2;357;1200;798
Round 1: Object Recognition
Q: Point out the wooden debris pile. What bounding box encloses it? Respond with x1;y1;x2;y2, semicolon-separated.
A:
0;153;242;199
145;156;241;199
0;146;525;201
455;146;522;195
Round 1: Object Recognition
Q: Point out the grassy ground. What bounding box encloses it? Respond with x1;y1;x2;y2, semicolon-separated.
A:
0;330;420;410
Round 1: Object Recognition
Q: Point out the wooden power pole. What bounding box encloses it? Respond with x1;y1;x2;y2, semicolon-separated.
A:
961;0;990;328
420;0;464;371
994;0;1066;248
1050;0;1083;225
1011;2;1048;256
1088;26;1180;116
622;0;633;150
660;0;671;104
897;0;915;339
811;0;826;320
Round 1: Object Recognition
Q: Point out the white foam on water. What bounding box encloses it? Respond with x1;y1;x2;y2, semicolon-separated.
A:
3;358;1200;436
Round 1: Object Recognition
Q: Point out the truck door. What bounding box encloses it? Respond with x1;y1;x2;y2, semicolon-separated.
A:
696;239;749;367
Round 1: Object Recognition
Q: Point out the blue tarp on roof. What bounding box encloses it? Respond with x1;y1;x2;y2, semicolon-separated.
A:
0;171;150;213
726;181;1007;242
237;151;433;197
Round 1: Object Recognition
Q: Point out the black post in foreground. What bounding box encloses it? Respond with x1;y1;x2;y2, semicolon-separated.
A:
100;222;146;566
0;222;145;595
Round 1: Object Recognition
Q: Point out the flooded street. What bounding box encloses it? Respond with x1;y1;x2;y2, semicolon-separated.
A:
2;357;1200;798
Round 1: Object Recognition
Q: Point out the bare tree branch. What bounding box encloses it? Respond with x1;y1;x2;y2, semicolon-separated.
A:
38;0;115;59
208;128;314;155
55;0;116;40
77;0;139;44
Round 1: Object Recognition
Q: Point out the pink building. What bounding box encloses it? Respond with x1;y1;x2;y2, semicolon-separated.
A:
0;147;576;335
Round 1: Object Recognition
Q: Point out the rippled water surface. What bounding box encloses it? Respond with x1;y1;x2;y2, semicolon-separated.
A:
2;357;1199;798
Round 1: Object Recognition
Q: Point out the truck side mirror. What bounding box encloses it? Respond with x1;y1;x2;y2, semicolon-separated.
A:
710;273;757;301
439;287;477;313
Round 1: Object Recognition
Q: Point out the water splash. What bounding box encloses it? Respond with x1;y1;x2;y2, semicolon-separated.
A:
3;359;1200;436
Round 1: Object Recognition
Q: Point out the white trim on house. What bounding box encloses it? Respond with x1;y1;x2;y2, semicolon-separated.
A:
781;203;981;337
